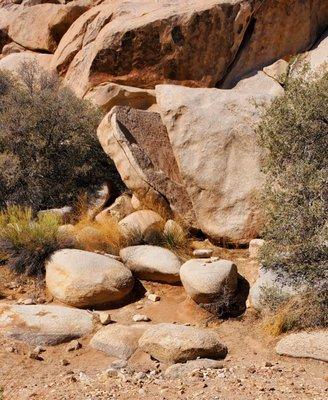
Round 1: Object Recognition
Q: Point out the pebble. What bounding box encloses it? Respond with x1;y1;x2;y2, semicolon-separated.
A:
61;359;70;366
66;340;82;352
148;294;160;302
192;249;214;258
132;314;150;322
97;312;112;325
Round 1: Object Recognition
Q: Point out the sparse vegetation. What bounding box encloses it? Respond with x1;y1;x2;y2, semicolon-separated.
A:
257;70;328;330
0;205;72;276
0;62;122;211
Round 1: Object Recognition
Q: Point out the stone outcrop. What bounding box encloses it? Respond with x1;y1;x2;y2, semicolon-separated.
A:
46;249;134;307
276;331;328;362
98;106;194;223
7;1;89;52
120;245;181;283
0;304;94;345
139;323;228;363
156;72;283;243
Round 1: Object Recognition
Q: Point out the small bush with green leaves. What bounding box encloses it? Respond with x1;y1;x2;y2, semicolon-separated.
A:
0;61;122;211
0;205;71;276
257;69;328;329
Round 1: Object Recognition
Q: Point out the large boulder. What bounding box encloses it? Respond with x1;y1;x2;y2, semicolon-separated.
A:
53;0;327;94
118;210;164;241
119;245;181;283
84;82;156;113
180;259;238;304
276;331;328;362
139;323;228;363
0;304;94;345
46;249;134;308
90;323;148;359
98;106;194;224
221;0;328;87
0;52;53;74
8;1;89;52
156;72;283;243
53;0;256;96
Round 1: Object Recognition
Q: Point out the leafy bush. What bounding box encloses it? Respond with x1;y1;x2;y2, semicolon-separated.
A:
257;70;328;330
0;205;71;275
0;62;122;211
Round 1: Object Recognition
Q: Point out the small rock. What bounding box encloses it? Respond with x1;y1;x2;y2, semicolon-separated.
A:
66;339;82;352
110;359;128;369
19;298;35;305
148;294;160;302
5;346;18;354
134;371;147;380
132;314;151;322
265;361;273;367
97;312;112;325
29;350;43;361
61;359;70;366
104;368;119;378
193;249;214;258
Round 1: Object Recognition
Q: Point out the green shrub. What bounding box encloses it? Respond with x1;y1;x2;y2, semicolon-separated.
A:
257;69;328;330
0;205;71;275
0;62;122;211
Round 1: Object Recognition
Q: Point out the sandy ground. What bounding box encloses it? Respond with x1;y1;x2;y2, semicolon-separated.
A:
0;248;327;400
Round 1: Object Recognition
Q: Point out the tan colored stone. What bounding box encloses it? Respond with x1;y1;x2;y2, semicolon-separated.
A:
139;323;228;363
8;2;89;52
45;249;134;308
84;82;156;113
95;194;134;224
118;210;164;240
156;72;283;243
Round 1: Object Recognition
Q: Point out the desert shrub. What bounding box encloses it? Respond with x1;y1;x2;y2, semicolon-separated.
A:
0;62;122;211
0;205;71;275
257;70;328;329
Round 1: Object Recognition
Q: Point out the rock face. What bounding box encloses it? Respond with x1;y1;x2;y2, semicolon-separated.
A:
8;2;89;52
90;323;147;359
180;259;238;303
98;106;194;223
46;249;134;308
276;331;328;362
120;245;181;283
84;82;156;113
118;210;164;241
221;0;328;87
156;72;283;243
139;323;228;363
0;304;94;345
54;0;256;96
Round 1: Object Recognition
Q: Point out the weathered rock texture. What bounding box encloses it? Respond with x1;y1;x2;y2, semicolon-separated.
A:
156;72;283;243
0;304;94;345
97;106;194;223
8;2;89;52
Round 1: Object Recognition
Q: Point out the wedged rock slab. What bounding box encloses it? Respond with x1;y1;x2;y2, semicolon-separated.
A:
98;106;194;223
165;358;223;378
46;249;134;308
90;323;148;360
276;331;328;362
139;323;227;363
156;72;284;243
0;304;94;345
120;245;181;283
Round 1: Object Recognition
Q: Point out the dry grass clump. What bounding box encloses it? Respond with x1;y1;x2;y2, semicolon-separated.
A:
0;205;71;276
262;289;328;336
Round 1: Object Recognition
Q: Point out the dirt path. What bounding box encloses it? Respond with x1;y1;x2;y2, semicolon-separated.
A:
0;250;327;400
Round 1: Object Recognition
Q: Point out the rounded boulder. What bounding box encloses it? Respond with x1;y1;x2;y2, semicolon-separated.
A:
120;245;181;283
180;259;238;303
46;249;134;308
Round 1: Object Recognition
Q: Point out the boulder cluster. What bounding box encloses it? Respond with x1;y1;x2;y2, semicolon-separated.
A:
0;0;327;244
